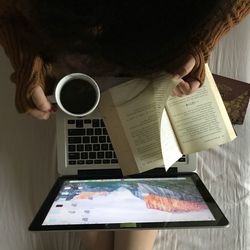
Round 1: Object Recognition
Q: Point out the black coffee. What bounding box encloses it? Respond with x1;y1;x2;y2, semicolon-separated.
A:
60;79;98;114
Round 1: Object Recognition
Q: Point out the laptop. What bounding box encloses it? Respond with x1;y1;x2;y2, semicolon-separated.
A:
56;108;197;176
29;78;229;231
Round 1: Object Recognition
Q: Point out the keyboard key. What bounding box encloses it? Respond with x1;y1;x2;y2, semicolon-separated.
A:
109;144;113;150
94;128;102;135
105;152;113;159
178;157;186;162
68;129;85;136
69;160;76;165
91;136;98;143
89;152;97;159
97;152;104;159
86;160;94;164
68;153;80;160
92;119;100;127
103;128;108;135
99;136;106;143
93;144;100;151
82;136;90;143
68;137;81;144
94;160;102;164
81;152;88;159
111;159;118;164
85;144;92;151
100;120;105;127
107;136;111;143
68;145;76;152
84;119;91;124
101;144;109;151
77;144;84;151
77;160;85;164
102;159;110;164
76;120;84;128
87;128;94;135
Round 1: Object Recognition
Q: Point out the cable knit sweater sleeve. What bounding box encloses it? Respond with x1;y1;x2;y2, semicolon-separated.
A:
0;5;46;113
188;0;250;84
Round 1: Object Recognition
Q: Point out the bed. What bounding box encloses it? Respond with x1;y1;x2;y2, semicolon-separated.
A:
0;15;249;250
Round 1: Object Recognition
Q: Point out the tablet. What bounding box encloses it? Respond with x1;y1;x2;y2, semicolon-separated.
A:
29;171;229;231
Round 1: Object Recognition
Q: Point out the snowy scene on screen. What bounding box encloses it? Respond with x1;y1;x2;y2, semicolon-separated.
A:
42;177;215;225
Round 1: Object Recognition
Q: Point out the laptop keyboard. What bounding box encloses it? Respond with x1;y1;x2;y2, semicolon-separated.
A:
67;118;118;165
66;118;188;166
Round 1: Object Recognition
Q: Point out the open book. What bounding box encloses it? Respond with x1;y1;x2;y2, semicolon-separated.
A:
99;65;237;175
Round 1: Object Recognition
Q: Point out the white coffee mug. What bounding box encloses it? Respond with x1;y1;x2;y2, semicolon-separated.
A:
49;73;100;117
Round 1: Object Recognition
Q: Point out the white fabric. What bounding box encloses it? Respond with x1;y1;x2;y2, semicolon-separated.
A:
0;15;249;250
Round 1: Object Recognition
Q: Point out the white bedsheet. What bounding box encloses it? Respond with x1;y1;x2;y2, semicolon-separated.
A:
0;15;249;250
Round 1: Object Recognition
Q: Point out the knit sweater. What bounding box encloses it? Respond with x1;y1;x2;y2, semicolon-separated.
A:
0;0;249;113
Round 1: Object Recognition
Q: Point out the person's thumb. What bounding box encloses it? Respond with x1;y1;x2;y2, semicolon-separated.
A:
31;85;52;112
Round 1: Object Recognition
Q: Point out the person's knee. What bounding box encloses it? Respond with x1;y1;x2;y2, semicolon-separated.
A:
80;231;114;250
114;230;158;250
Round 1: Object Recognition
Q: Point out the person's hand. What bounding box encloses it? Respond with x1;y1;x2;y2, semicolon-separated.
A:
26;85;55;120
171;55;201;97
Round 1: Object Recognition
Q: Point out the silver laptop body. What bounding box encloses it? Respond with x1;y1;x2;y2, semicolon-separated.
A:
56;77;196;176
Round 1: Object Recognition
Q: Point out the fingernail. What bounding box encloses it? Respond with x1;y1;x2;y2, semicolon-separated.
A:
49;106;57;113
52;106;57;112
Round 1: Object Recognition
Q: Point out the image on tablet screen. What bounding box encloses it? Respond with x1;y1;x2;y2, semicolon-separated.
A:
42;177;215;225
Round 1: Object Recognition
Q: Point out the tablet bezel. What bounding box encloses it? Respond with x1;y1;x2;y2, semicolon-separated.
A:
29;169;229;231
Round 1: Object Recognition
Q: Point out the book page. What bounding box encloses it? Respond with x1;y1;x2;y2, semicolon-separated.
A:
161;109;183;169
99;75;180;174
166;65;237;154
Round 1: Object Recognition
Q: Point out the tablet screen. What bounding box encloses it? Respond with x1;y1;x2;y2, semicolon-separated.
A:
42;176;215;225
29;171;228;230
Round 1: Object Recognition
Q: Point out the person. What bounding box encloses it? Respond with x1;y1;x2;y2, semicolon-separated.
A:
0;0;248;121
0;0;249;250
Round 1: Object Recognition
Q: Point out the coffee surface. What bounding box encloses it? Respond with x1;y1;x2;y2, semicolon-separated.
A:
60;79;98;114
